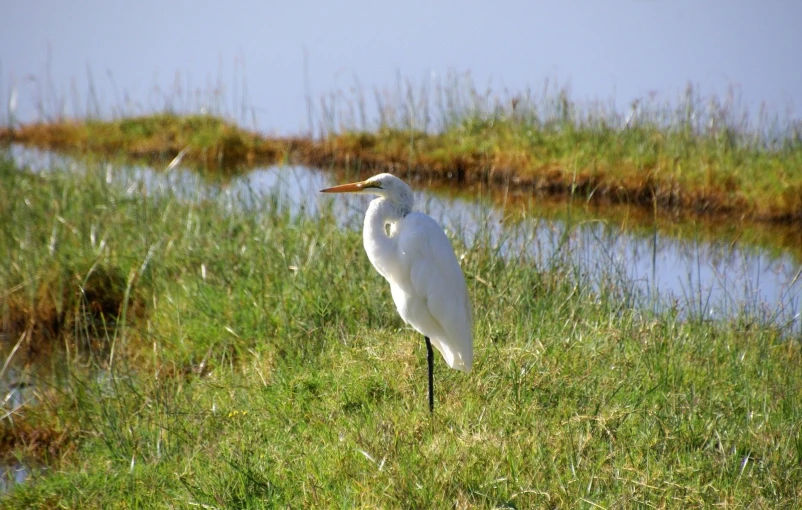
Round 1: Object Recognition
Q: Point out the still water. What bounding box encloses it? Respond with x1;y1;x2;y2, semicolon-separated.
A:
9;144;802;334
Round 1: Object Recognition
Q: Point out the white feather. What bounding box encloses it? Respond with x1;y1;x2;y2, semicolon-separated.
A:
359;174;473;371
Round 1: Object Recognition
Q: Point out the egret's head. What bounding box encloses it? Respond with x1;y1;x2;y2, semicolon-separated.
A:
320;173;414;210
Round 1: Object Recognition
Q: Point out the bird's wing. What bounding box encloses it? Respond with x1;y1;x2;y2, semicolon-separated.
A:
397;212;473;371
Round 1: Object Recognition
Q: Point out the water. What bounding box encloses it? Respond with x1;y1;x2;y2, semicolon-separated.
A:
0;367;37;491
0;463;30;493
9;145;802;335
203;164;799;332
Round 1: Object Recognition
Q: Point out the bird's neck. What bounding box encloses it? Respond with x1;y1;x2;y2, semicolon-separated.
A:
365;197;407;232
363;197;407;278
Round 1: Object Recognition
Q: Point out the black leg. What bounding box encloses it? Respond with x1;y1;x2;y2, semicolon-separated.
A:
425;336;434;413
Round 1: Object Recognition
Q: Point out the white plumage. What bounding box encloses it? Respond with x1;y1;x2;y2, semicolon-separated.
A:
321;173;473;411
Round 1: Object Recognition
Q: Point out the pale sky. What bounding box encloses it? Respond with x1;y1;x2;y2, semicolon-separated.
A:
2;0;800;133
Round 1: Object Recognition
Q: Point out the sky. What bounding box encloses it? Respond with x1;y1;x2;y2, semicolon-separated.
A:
1;0;800;133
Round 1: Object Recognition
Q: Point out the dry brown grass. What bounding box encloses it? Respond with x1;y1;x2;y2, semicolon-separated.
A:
0;410;75;467
2;264;145;369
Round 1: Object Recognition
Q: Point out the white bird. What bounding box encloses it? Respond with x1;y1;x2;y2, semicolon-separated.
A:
320;173;473;412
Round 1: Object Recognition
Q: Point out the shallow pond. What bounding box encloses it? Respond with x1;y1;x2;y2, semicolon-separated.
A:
8;144;802;334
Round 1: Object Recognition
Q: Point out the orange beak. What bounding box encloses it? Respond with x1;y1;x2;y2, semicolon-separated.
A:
319;180;368;194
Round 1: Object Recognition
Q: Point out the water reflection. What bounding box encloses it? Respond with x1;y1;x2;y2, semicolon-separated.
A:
236;166;802;335
0;367;37;493
0;463;30;493
7;144;76;173
7;145;802;335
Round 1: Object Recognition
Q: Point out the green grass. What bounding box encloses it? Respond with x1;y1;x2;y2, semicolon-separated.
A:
3;77;802;225
1;113;292;175
1;153;801;508
324;80;802;223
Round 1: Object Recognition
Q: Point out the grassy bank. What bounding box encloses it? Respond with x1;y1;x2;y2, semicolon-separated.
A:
2;81;801;226
1;153;801;507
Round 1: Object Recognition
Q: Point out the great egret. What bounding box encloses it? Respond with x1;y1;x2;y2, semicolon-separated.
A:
320;173;473;413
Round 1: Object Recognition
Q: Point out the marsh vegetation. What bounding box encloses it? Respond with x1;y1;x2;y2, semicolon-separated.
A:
1;79;801;507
